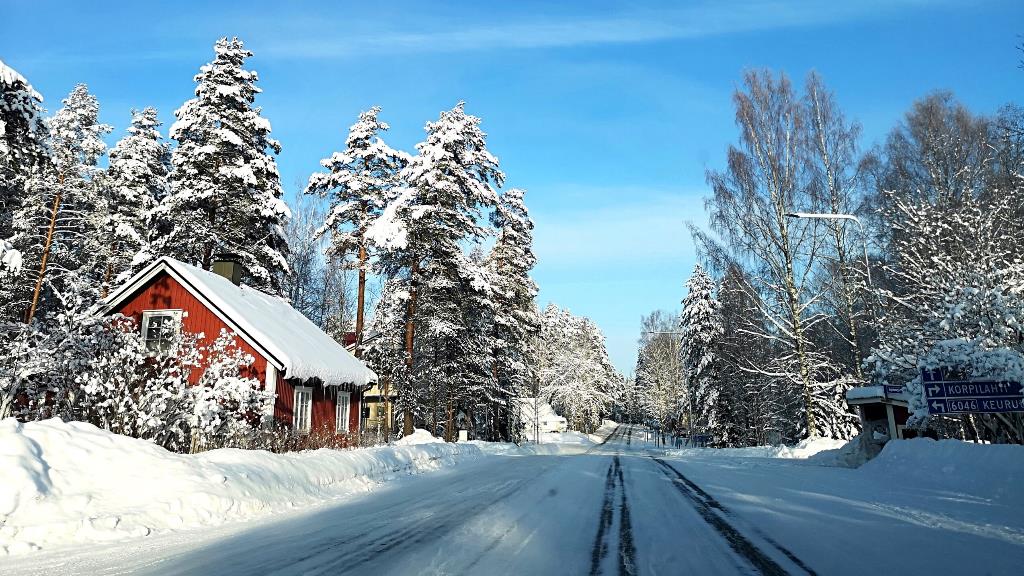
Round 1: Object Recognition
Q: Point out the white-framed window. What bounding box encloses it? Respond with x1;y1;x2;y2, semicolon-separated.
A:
293;386;313;433
336;391;351;434
141;310;182;353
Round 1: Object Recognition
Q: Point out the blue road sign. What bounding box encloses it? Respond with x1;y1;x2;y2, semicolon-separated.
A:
927;397;1024;414
923;380;1024;398
883;384;905;396
922;368;1024;415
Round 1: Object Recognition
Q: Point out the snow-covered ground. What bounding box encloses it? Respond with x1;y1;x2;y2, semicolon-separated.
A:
0;419;488;555
2;422;1022;575
0;419;613;557
664;436;847;460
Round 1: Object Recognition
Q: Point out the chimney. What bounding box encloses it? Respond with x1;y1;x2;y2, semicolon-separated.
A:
212;253;243;285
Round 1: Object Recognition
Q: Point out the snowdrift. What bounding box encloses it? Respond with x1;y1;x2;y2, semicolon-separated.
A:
0;418;485;555
664;436;846;460
861;438;1024;505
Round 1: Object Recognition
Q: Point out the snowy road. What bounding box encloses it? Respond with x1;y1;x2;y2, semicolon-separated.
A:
4;425;1023;575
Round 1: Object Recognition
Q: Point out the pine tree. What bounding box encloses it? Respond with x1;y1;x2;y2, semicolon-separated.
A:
0;60;46;306
305;106;407;355
19;83;111;322
158;37;289;295
679;264;724;439
103;107;171;290
1;59;47;239
376;102;503;436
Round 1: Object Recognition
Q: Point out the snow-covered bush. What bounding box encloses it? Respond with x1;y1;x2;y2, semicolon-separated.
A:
0;239;20;275
3;311;273;453
0;324;52;420
190;329;273;448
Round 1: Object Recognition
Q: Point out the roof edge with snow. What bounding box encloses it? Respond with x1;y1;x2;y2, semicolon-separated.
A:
101;257;377;387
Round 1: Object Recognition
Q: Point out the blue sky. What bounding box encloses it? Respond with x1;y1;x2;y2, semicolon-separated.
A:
3;0;1022;373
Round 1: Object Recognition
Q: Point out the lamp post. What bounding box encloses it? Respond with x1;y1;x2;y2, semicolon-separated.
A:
786;211;878;387
784;212;871;287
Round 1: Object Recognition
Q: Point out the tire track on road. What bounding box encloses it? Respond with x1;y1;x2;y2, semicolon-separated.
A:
590;429;639;576
652;457;801;576
589;456;618;575
652;458;817;576
614;456;637;576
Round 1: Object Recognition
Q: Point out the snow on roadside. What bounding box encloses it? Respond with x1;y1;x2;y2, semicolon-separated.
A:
0;418;484;556
473;421;616;456
663;436;847;461
861;438;1024;504
392;428;445;446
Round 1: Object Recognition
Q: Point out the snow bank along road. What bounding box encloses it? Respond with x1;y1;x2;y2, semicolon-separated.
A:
4;425;1024;575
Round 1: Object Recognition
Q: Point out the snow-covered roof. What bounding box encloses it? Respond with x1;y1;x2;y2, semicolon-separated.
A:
845;385;910;405
515;398;566;422
102;257;376;387
846;386;885;402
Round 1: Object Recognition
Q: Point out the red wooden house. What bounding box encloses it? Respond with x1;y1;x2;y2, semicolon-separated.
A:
100;256;377;437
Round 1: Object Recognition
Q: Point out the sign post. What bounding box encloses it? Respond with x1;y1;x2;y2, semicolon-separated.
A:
922;368;1024;415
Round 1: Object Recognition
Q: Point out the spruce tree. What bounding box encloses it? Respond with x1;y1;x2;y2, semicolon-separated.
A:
679;264;723;439
0;59;48;237
487;187;540;439
103;107;170;289
158;37;289;295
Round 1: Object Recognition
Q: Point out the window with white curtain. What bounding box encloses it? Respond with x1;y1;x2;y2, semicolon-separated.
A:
294;386;312;433
336;391;351;433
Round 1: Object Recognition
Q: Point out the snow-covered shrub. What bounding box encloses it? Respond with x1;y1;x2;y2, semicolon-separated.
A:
4;311;274;453
0;239;20;275
0;324;52;420
190;329;273;449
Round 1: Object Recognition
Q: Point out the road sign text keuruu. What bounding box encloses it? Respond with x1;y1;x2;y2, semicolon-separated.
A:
922;368;1024;415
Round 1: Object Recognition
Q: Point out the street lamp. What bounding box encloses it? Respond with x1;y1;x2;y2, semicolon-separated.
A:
784;212;871;287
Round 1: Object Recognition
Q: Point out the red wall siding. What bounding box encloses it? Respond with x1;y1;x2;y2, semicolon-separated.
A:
349;392;361;433
114;272;297;425
116;273;266;384
113;270;363;437
311;383;336;436
275;377;296;427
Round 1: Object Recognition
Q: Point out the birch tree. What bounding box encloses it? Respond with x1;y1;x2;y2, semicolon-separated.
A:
804;73;872;381
701;70;828;439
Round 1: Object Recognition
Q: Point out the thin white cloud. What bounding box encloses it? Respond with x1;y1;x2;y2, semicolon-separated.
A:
260;0;950;59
